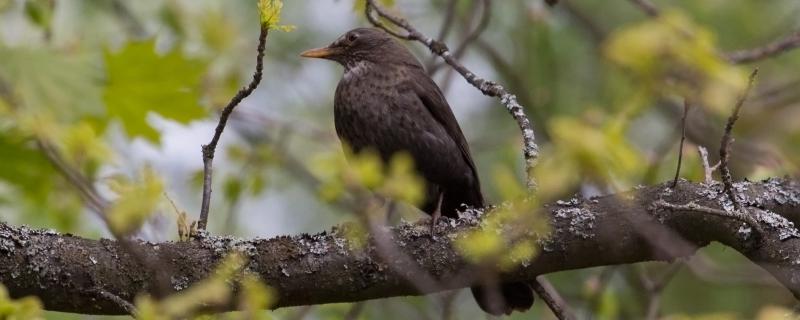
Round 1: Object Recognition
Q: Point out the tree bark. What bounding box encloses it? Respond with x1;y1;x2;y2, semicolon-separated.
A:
1;178;799;315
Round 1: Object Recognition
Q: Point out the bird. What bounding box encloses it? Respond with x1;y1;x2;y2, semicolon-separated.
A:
300;27;534;316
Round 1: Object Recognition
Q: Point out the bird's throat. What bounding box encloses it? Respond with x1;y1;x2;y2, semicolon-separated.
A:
343;60;371;81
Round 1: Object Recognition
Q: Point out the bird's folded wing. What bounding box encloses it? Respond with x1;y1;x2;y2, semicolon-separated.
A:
406;71;483;193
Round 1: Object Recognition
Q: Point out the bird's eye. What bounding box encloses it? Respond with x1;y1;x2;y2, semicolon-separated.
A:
347;33;359;43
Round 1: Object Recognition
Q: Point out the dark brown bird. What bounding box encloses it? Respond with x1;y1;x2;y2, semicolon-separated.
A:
301;28;533;316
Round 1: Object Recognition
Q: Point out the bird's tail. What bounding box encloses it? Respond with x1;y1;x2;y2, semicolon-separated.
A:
426;179;533;315
471;282;535;316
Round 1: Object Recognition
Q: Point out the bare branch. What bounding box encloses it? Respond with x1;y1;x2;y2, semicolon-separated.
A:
428;0;493;76
530;276;576;320
199;26;269;231
637;263;682;320
719;69;758;212
727;30;800;64
671;99;690;188
424;0;459;73
628;0;659;17
697;146;716;184
35;139;108;216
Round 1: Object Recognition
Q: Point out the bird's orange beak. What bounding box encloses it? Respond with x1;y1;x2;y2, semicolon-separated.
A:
300;46;341;59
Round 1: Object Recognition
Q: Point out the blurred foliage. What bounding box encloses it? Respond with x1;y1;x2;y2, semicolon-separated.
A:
605;10;748;114
137;253;275;320
106;166;164;236
0;0;798;319
0;283;44;320
312;146;425;207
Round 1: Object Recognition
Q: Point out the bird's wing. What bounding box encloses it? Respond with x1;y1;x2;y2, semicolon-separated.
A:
406;69;483;198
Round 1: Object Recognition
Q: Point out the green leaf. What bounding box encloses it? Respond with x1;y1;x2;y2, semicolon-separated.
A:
257;0;294;31
0;134;56;202
102;41;207;142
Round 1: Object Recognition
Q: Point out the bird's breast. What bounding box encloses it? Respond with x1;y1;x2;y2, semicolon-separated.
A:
334;71;396;153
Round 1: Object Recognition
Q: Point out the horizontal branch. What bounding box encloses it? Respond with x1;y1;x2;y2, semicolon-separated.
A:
1;179;799;315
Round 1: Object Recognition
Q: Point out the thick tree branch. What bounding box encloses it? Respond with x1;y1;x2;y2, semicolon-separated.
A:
1;179;799;315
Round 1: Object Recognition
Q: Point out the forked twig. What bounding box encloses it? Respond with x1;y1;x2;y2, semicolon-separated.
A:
198;26;269;230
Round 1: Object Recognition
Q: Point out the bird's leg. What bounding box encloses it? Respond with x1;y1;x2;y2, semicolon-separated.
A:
430;191;444;237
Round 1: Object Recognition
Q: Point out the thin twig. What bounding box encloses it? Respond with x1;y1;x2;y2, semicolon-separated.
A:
35;139;108;216
365;0;539;191
530;276;576;320
438;1;483;92
727;30;800;64
628;0;660;17
429;0;493;76
719;69;758;212
636;262;682;320
425;0;459;73
653;200;763;236
671;99;690;188
198;25;269;231
651;262;683;292
559;0;607;44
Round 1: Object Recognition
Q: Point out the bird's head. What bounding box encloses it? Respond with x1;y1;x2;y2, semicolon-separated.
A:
300;28;418;69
